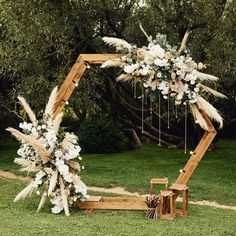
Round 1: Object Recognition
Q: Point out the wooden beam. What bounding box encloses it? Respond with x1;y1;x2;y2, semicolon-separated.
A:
175;108;217;185
80;54;124;64
53;54;122;118
77;197;148;210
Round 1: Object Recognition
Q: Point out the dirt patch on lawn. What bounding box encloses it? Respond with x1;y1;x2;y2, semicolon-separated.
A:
1;170;236;211
88;186;236;211
0;170;31;182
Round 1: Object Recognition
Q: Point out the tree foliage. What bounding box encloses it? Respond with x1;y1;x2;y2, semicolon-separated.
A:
0;0;235;142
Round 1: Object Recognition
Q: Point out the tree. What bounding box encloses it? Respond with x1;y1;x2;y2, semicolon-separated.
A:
0;0;235;144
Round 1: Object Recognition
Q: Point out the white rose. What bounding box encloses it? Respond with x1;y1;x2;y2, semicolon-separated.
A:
152;45;165;59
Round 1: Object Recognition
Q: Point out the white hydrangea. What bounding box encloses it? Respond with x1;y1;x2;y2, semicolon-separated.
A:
154;58;169;67
19;122;33;132
123;64;139;73
158;81;169;95
148;43;165;59
33;171;46;188
55;159;73;183
51;195;64;214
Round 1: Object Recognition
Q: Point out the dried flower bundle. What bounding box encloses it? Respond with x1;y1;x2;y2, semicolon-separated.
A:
7;87;88;216
102;26;226;130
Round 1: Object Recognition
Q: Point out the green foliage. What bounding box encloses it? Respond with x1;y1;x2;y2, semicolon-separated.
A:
0;0;235;141
78;114;129;153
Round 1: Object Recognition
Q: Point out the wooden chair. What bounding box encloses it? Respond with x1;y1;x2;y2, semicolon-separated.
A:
150;178;169;194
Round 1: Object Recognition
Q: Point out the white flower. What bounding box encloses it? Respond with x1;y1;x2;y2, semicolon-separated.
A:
158;81;168;91
185;73;197;84
198;62;205;70
139;66;149;76
188;91;197;100
37;125;41;130
143;53;155;65
148;44;165;59
176;92;184;101
175;100;182;105
41;124;46;129
64;173;73;183
194;87;200;93
154;58;169;67
31;127;37;133
19;122;33;132
123;64;139;73
176;70;182;75
157;72;162;78
50;194;67;213
55;150;63;158
33;171;46;187
143;78;152;88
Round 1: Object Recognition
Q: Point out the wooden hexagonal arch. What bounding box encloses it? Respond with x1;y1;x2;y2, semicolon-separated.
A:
53;54;217;214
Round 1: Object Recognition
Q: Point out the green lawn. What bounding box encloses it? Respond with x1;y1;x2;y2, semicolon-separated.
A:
0;139;236;235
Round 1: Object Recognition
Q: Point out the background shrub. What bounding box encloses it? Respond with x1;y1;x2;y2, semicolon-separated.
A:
78;114;129;153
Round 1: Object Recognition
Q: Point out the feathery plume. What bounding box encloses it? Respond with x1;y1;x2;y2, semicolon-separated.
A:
44;86;58;117
17;96;37;124
20;165;40;173
101;59;123;68
14;158;31;167
195;71;219;81
48;170;58;196
6;128;51;163
102;37;131;51
68;161;81;172
139;23;153;43
178;31;190;55
59;176;70;216
14;158;41;173
61;133;77;151
52;112;63;134
197;97;223;128
37;192;47;212
116;73;133;81
189;103;209;130
14;182;35;202
197;83;227;98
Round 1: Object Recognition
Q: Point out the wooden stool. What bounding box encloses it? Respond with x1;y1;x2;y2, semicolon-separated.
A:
150;178;168;194
170;183;189;216
159;190;176;219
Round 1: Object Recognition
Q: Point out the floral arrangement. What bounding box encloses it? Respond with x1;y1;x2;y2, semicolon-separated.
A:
6;87;88;216
102;25;226;131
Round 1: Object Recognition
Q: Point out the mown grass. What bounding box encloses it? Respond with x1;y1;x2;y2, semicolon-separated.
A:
0;178;236;236
0;139;236;205
0;139;236;235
